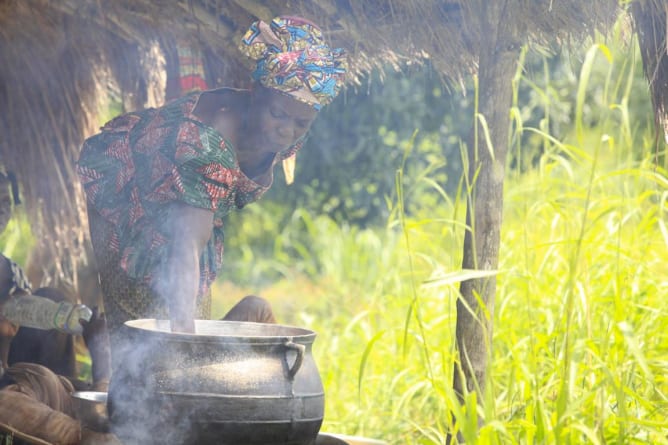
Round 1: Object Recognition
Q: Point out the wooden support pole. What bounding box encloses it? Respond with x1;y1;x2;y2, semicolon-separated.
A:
450;0;521;441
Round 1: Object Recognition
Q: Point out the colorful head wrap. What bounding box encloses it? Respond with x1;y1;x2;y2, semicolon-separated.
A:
239;16;347;111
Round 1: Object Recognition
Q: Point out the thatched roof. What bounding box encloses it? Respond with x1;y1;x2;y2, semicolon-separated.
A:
0;0;619;286
631;0;668;149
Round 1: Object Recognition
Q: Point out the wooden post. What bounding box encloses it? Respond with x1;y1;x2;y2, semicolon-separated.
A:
631;1;668;168
451;0;521;437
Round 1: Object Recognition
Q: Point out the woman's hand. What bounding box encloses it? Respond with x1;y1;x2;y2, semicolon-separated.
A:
81;307;107;349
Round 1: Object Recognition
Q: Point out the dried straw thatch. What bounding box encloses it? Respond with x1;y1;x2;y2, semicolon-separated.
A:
631;0;668;153
0;0;619;287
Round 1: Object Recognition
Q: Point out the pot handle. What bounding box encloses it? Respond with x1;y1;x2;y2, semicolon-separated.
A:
284;341;305;379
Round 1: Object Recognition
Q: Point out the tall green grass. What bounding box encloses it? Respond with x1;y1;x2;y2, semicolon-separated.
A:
214;40;668;443
217;143;667;443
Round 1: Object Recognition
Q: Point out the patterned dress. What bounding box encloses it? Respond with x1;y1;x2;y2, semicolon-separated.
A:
77;89;302;336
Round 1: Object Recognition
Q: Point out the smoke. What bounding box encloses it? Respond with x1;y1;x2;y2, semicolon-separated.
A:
106;322;198;444
106;319;271;444
101;175;209;442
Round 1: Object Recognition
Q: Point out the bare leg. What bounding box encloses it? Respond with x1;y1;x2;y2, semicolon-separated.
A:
221;295;276;323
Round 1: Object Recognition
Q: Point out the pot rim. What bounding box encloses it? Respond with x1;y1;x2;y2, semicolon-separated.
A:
71;391;108;404
124;319;317;343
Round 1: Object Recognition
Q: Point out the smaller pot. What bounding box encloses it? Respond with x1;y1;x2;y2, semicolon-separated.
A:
71;391;109;432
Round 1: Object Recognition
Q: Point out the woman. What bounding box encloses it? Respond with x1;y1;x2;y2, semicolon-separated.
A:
78;17;345;442
78;16;346;337
79;15;346;333
0;179;113;443
0;170;110;391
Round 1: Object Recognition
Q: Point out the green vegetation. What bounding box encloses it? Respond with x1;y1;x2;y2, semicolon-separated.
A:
214;36;668;444
0;209;34;266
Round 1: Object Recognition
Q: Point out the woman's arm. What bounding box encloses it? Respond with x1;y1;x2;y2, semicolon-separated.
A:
81;307;111;391
156;203;213;333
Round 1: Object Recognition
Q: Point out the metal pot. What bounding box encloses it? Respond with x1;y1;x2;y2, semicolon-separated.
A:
108;319;324;445
71;391;109;432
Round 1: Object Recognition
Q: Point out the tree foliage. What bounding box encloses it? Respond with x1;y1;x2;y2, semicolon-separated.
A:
261;41;653;229
263;65;473;226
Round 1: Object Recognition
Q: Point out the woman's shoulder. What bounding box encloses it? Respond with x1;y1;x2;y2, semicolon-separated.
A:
92;87;249;133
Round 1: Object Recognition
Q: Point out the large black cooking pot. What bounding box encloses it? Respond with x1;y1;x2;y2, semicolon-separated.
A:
108;319;324;445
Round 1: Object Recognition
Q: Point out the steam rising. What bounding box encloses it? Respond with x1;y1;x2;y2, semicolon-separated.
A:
108;332;196;444
108;217;204;444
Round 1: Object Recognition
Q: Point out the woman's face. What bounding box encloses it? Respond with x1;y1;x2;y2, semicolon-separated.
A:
243;88;317;156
